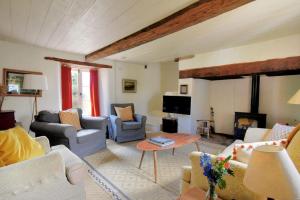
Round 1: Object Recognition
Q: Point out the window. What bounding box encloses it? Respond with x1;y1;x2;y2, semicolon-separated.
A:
71;69;91;115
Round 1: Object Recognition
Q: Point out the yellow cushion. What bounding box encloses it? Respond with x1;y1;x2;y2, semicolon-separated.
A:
0;126;45;167
59;111;82;130
114;106;134;121
287;129;300;173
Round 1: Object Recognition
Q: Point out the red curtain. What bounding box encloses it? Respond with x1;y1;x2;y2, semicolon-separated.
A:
61;64;72;110
90;69;100;116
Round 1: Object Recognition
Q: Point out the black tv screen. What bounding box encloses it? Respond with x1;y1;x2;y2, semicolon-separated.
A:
163;95;191;115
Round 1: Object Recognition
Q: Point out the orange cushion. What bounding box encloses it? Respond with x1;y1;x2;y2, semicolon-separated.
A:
59;111;82;130
114;106;134;121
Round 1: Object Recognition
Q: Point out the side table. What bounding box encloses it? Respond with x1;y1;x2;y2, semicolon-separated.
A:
178;187;222;200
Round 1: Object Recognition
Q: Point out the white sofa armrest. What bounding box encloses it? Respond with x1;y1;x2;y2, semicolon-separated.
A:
0;153;66;195
50;145;87;185
35;136;51;153
244;128;270;143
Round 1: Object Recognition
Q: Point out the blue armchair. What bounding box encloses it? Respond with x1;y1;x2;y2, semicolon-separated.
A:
109;103;146;143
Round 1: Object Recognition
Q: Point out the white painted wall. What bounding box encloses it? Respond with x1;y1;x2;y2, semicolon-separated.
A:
98;60;164;130
160;61;179;94
179;34;300;70
177;78;210;134
0;40;83;131
209;78;251;134
179;34;300;135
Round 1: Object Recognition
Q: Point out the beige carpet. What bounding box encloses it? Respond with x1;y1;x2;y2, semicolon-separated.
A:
85;173;113;200
84;135;226;200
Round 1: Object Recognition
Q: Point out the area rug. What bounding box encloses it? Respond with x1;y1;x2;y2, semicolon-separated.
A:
84;135;226;200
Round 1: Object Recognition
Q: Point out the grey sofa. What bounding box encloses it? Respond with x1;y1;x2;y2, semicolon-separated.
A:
30;108;108;157
109;103;146;143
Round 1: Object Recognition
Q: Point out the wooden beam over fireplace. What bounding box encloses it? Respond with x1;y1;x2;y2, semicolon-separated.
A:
179;56;300;80
85;0;253;62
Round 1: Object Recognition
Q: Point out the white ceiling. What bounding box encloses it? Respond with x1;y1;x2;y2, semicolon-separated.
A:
0;0;299;64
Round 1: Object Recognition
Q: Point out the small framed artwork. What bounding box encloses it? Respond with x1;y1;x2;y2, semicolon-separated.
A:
180;84;188;94
3;68;43;97
122;79;137;93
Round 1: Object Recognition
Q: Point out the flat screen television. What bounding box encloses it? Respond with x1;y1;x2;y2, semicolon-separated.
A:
163;95;191;115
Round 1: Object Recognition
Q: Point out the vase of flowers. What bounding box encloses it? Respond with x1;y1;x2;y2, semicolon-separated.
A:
0;85;6;111
200;153;234;200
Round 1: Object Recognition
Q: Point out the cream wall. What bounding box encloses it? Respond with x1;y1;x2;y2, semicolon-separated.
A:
179;34;300;135
0;40;83;131
160;61;179;94
179;34;300;69
98;61;163;129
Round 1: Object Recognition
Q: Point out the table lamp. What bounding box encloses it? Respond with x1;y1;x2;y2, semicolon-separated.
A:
288;89;300;105
23;74;48;115
243;145;300;200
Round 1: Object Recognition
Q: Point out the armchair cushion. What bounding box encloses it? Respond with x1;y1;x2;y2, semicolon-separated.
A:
122;121;142;130
76;129;101;144
0;126;44;167
115;106;134;121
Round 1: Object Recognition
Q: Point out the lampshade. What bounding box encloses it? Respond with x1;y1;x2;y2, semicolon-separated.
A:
243;145;300;199
288;89;300;104
23;74;48;90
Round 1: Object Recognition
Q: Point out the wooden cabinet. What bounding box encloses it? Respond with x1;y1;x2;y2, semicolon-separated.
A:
162;117;178;133
0;110;16;130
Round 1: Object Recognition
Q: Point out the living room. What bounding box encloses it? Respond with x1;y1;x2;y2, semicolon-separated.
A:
0;0;300;200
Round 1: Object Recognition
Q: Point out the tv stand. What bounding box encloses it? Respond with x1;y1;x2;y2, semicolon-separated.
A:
162;117;178;133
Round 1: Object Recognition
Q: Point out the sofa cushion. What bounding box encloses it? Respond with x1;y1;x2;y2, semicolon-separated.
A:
59;111;82;131
266;123;294;141
122;121;141;130
36;110;60;123
76;129;101;144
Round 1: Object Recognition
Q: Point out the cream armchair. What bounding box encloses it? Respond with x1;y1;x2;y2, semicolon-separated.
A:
181;127;300;200
0;136;86;200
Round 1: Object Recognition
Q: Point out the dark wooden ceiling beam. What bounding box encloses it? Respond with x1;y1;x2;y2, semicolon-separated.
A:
45;57;112;68
85;0;253;61
179;56;300;79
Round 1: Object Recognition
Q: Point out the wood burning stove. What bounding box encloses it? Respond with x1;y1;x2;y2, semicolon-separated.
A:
234;75;267;140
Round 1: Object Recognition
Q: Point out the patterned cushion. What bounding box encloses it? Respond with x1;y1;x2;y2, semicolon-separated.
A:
233;140;287;164
114;106;134;121
59;111;82;131
265;123;294;141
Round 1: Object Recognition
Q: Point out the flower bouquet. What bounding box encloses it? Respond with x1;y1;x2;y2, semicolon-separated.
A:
0;85;6;111
200;153;234;200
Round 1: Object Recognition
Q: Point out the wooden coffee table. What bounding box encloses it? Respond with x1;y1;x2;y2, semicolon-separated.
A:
136;133;200;183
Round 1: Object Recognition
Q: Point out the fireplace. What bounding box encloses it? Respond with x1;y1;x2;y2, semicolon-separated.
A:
234;75;267;140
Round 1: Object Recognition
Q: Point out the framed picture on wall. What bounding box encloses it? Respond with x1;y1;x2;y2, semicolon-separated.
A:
3;68;43;97
122;79;137;93
180;84;188;94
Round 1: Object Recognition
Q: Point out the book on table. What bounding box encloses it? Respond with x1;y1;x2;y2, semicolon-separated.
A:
148;137;175;147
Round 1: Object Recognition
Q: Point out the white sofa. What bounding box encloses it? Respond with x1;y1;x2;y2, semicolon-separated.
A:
0;136;87;200
181;128;271;200
219;128;270;157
